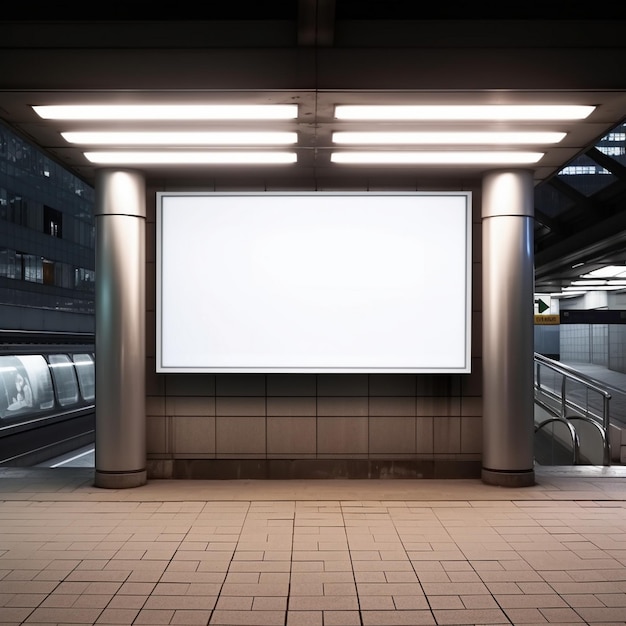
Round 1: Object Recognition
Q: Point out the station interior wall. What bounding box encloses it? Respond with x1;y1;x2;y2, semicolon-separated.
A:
143;182;485;480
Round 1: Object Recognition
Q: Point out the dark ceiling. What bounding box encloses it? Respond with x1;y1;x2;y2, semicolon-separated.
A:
3;3;626;295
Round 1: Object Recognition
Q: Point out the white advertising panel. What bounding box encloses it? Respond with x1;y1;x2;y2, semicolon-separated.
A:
156;192;472;373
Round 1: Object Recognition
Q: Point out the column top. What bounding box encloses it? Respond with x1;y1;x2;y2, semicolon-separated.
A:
95;169;146;218
482;170;534;219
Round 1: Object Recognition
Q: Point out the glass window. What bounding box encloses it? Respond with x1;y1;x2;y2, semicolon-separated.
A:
0;354;54;419
44;205;63;238
48;354;79;407
72;353;95;401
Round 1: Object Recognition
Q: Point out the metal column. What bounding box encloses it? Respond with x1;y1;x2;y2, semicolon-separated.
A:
481;170;535;487
94;169;146;488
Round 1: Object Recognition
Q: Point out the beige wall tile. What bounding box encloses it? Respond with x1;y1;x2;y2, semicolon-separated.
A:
145;357;165;396
166;374;215;396
145;310;156;358
416;396;461;417
369;417;416;454
147;415;168;454
472;260;482;313
416;375;462;396
267;374;317;396
369;374;416;397
317;374;368;396
317;397;368;417
369;397;415;417
472;313;482;358
267;397;316;417
166;396;215;417
462;363;482;396
434;416;461;454
146;395;165;417
146;259;156;311
461;416;482;454
145;218;156;262
416;417;434;454
216;374;266;396
267;416;316;455
173;415;216;455
216;397;266;416
461;396;483;416
216;416;266;455
317;417;368;454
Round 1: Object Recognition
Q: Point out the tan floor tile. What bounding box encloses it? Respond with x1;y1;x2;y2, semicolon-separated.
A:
420;581;489;596
357;582;424;596
170;608;214;624
95;607;141;623
359;596;395;610
286;610;322;625
323;610;362;625
288;595;359;611
576;606;626;622
209;609;285;624
432;608;510;624
428;595;464;609
500;607;548;623
143;594;217;610
220;582;289;596
3;593;47;607
24;606;104;623
133;608;176;624
215;595;253;610
252;596;287;610
495;593;568;609
106;594;148;609
361;609;436;625
540;606;586;622
393;595;430;610
461;594;500;609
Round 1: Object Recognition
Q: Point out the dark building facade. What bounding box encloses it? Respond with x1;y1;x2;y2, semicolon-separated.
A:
0;121;95;333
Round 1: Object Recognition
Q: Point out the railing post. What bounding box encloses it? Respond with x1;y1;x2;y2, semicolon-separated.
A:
603;395;612;465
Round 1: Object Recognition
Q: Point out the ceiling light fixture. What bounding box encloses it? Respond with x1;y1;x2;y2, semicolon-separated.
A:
332;131;566;144
580;265;626;279
84;151;297;164
62;131;298;145
334;105;595;120
34;104;298;120
330;151;544;164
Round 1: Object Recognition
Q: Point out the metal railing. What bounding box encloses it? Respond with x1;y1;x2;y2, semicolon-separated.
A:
534;353;612;465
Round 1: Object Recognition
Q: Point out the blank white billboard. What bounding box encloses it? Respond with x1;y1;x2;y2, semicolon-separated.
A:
156;191;472;373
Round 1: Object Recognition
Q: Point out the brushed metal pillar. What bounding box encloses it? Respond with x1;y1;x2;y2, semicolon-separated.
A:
482;170;535;487
94;169;146;488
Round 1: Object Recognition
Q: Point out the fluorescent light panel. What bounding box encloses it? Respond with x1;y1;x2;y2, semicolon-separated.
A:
580;265;626;279
332;131;566;144
84;151;297;164
335;105;595;120
564;285;626;291
331;151;544;164
62;131;298;145
34;104;298;120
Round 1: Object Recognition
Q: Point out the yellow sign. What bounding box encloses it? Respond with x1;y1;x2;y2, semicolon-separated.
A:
534;314;560;325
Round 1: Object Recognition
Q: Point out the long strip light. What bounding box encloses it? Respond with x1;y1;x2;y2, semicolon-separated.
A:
33;104;298;120
84;151;297;164
332;131;566;144
62;131;298;145
334;105;595;120
330;151;544;164
580;266;626;279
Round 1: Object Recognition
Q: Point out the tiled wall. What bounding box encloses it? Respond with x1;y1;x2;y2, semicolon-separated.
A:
609;325;626;373
591;324;608;366
559;324;591;362
144;185;483;479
